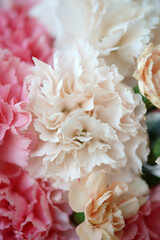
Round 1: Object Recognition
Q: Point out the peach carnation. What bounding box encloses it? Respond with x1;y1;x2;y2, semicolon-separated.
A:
30;0;158;76
27;41;149;189
0;163;77;240
69;170;149;240
0;6;53;64
134;43;160;109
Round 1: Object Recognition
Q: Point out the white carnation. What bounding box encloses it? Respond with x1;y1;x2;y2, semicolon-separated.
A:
30;0;159;76
151;0;160;45
27;41;149;189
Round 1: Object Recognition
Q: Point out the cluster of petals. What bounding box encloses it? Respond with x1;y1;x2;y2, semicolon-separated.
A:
0;0;38;9
0;49;31;167
30;0;159;76
122;184;160;240
151;0;160;45
27;41;149;189
134;43;160;109
0;5;53;64
69;170;149;240
0;163;77;240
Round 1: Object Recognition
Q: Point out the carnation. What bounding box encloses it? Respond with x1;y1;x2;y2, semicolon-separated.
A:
30;0;158;76
0;163;77;240
122;184;160;240
27;41;149;189
133;43;160;109
0;6;53;64
69;171;149;240
0;49;32;167
37;178;78;240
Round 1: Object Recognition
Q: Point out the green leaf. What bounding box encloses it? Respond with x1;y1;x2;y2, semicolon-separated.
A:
152;137;160;160
148;137;160;165
142;164;160;187
142;171;160;187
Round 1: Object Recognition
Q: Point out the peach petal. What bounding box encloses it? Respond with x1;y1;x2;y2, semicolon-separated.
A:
76;222;102;240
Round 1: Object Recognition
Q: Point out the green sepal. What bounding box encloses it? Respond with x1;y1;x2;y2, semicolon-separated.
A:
71;212;85;225
133;85;155;112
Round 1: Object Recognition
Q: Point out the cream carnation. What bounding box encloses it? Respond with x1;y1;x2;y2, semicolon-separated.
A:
30;0;158;76
27;41;149;189
69;171;149;240
151;0;160;45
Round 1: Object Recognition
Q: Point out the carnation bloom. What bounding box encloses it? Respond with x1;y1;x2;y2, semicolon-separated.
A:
0;6;53;64
69;170;149;240
0;163;77;240
30;0;158;76
27;41;149;189
37;178;78;240
133;43;160;109
0;49;31;167
122;184;160;240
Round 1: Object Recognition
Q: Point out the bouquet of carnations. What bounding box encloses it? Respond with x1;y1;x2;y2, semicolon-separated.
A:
0;0;160;239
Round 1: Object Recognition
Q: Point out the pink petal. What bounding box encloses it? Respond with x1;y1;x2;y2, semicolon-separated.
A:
0;130;31;167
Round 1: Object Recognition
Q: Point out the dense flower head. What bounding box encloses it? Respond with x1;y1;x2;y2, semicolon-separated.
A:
30;0;159;76
122;184;160;240
69;171;149;240
27;41;149;189
134;43;160;109
0;6;53;64
0;163;77;240
0;49;31;167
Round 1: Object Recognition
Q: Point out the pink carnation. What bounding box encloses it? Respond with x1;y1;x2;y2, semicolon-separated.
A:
0;6;53;64
0;0;38;10
0;163;77;240
37;178;78;240
122;184;160;240
0;49;31;167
